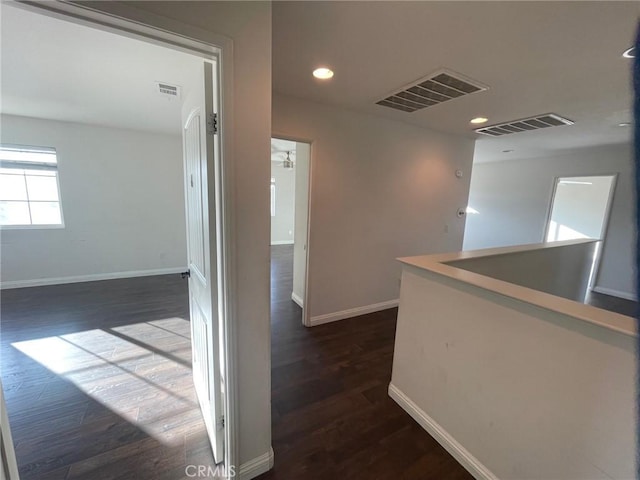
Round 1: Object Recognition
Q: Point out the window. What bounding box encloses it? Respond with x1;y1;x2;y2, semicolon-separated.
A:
270;177;276;217
0;144;64;227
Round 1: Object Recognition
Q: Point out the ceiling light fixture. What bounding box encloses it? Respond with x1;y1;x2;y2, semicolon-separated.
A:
622;47;636;59
470;117;488;124
313;67;334;79
282;151;294;169
618;122;631;127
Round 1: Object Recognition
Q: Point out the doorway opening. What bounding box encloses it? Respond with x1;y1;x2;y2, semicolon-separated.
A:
545;174;617;290
270;138;311;327
1;2;234;477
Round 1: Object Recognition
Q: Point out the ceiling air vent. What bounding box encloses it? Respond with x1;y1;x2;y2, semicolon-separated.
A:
475;114;574;136
376;69;488;113
156;82;181;99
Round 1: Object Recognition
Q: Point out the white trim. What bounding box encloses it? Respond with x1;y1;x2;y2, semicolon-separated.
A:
309;299;399;327
238;447;274;480
16;0;227;57
592;286;637;302
388;383;497;480
291;291;304;307
0;267;186;290
270;240;294;245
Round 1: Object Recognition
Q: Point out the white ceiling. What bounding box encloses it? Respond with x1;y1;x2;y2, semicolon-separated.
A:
273;2;638;162
271;138;296;163
3;3;637;161
1;5;203;135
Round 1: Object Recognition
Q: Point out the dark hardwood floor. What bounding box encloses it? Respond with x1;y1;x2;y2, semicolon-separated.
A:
3;249;635;480
260;245;473;480
1;275;214;480
585;290;639;318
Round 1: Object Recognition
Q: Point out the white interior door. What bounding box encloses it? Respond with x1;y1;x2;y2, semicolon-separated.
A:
182;60;224;464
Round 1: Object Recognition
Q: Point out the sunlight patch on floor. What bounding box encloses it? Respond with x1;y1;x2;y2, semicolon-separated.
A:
11;317;205;446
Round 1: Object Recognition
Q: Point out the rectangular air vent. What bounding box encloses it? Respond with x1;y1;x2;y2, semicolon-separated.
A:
475;114;574;136
376;69;488;113
156;82;181;99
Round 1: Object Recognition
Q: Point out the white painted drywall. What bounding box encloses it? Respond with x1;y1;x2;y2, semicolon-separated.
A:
0;114;186;285
292;142;310;306
77;1;274;470
448;240;597;302
464;143;636;299
272;94;476;321
270;161;295;244
547;175;615;241
392;264;635;479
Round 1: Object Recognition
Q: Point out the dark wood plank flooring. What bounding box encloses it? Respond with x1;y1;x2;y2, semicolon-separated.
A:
3;248;636;479
585;290;639;318
1;275;214;480
260;245;473;480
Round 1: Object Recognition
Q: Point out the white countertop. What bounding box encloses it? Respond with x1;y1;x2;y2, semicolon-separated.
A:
398;239;637;337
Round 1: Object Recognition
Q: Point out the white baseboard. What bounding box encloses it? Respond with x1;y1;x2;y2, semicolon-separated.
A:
270;240;294;245
309;299;399;327
238;447;274;480
291;291;304;308
592;286;637;302
0;267;186;290
388;383;497;480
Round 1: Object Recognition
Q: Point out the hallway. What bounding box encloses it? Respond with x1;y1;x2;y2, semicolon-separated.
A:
262;245;472;479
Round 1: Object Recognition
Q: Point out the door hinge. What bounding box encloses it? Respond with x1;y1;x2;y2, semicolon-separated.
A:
207;112;218;135
181;270;191;279
217;416;225;430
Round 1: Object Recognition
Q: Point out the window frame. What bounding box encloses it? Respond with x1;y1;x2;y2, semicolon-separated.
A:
0;144;65;230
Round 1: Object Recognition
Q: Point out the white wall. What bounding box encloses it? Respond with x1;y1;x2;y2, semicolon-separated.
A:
391;264;635;480
273;94;476;323
0;114;186;287
464;143;636;299
270;161;295;244
292;142;310;306
77;0;273;471
449;240;597;302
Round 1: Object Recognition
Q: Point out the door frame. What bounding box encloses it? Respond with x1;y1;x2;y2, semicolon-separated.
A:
271;134;314;327
1;380;19;480
543;173;619;290
11;0;239;473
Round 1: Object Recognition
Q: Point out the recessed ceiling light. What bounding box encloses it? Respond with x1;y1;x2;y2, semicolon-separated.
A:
470;117;488;124
622;47;636;59
313;67;334;79
618;122;631;127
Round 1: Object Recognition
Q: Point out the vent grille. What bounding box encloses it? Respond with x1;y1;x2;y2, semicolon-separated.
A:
157;82;181;98
475;114;574;136
376;70;488;113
